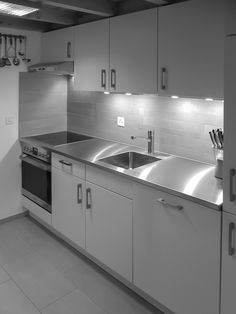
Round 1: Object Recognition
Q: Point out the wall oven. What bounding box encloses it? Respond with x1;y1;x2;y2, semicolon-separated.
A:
20;143;51;213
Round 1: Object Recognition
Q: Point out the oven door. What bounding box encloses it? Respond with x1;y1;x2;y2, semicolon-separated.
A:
21;155;51;213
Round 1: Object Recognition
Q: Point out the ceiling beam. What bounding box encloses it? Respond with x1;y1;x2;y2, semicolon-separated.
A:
42;0;114;17
143;0;169;4
26;5;79;25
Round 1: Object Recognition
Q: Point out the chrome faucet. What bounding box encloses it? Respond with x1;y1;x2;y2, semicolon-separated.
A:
131;130;155;154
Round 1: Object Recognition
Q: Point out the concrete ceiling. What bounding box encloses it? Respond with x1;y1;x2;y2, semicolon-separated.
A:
0;0;189;32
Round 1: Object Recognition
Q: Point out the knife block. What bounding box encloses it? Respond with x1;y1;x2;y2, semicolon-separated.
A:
212;148;223;180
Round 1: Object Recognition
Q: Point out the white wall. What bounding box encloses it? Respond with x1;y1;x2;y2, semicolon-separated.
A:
0;27;41;220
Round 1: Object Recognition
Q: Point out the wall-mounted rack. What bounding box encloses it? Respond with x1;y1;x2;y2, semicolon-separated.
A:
0;33;30;68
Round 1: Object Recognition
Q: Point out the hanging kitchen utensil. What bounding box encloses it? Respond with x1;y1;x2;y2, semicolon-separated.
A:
22;36;31;63
8;35;15;58
18;36;24;56
3;35;11;66
13;36;20;66
0;34;5;67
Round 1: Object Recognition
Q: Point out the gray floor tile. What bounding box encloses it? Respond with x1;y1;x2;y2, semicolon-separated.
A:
0;223;34;266
0;265;10;284
42;289;107;314
4;251;76;310
63;263;162;314
0;280;40;314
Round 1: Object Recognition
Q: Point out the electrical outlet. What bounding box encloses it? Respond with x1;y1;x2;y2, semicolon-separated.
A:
117;116;125;127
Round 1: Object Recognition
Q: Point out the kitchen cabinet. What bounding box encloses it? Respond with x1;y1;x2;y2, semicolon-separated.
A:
74;19;109;92
225;0;236;35
224;36;236;216
221;212;236;314
133;183;221;314
52;155;85;248
42;27;75;63
158;0;224;99
109;9;157;94
85;166;133;281
74;9;157;93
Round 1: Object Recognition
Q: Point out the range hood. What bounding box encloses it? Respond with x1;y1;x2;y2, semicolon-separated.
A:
28;61;74;75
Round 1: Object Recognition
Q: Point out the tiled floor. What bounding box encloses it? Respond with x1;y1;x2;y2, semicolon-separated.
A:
0;216;163;314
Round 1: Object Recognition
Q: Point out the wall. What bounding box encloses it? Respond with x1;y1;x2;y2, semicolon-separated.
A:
0;27;41;220
68;79;223;164
19;73;67;137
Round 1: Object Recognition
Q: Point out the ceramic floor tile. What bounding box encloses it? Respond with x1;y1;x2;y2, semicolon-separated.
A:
63;263;162;314
0;280;40;314
6;217;57;248
0;222;34;266
4;251;76;310
0;265;10;284
41;289;108;314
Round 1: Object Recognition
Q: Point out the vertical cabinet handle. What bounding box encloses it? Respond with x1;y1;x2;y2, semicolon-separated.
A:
230;169;236;202
67;41;72;58
229;222;235;256
86;188;91;209
161;67;167;90
77;184;82;204
101;69;106;89
110;69;116;89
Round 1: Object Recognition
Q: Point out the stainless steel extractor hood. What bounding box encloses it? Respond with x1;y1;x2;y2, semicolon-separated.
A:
28;61;74;75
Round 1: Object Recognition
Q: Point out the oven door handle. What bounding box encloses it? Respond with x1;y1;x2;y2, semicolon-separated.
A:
20;155;51;172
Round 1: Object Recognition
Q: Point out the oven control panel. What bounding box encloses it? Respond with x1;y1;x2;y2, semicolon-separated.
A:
21;142;51;164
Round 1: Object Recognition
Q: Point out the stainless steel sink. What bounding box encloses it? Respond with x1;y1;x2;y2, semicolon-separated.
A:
99;151;161;169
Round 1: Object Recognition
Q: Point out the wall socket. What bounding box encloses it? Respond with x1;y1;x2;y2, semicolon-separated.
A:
117;116;125;127
5;116;15;125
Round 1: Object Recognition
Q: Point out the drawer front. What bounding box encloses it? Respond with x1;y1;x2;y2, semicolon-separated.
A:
86;165;133;199
52;153;85;179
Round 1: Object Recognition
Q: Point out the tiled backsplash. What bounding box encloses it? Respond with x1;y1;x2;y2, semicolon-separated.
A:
68;79;223;164
19;73;67;137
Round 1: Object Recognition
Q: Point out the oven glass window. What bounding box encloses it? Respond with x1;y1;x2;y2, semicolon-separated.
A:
22;160;51;208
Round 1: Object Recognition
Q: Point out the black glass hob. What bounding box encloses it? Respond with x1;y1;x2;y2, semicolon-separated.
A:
30;131;93;146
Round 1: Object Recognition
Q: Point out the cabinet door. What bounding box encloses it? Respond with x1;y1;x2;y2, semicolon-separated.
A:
221;212;236;314
110;9;157;94
42;27;74;62
158;0;223;99
52;167;85;248
133;183;221;314
224;37;236;215
85;182;132;281
74;20;109;91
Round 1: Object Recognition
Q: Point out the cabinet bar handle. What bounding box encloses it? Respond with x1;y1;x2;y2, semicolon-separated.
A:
59;160;72;167
77;184;82;204
230;169;236;202
101;69;106;89
229;222;235;256
161;67;167;90
157;198;183;211
111;69;116;89
67;41;72;58
86;188;91;209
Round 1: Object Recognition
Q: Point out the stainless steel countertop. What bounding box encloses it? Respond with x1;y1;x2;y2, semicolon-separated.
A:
21;136;223;211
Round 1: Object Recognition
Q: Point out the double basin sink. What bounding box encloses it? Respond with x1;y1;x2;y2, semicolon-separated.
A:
99;151;161;170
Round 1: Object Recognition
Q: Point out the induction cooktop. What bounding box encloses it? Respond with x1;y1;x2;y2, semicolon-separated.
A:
28;131;93;146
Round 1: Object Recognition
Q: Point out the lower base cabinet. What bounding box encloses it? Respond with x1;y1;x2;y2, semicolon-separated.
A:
133;183;221;314
52;166;86;249
221;212;236;314
85;181;133;282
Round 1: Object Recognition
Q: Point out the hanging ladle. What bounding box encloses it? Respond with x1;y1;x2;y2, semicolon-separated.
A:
22;36;31;63
0;34;5;67
3;35;11;66
13;36;20;66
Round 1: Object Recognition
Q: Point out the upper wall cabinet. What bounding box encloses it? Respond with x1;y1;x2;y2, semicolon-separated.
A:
225;0;236;35
158;0;224;99
42;27;75;63
74;19;110;92
109;9;157;94
74;9;158;93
